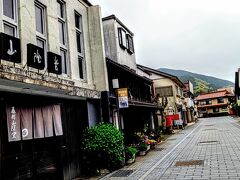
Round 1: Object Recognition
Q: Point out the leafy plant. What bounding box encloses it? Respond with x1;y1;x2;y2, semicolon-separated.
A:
81;123;124;174
138;142;148;151
125;146;138;160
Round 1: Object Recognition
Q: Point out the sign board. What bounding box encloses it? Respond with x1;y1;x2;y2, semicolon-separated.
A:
0;33;21;63
117;88;129;108
47;52;62;74
27;43;45;70
112;79;119;89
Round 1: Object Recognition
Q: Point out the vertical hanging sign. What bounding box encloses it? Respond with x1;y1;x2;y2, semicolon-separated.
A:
117;88;129;108
6;106;21;142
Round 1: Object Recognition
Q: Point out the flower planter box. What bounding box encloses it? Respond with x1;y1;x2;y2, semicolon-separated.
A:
139;151;146;156
127;158;135;164
126;154;136;164
146;145;151;151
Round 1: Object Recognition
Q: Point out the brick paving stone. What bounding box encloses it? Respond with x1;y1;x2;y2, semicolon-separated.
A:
101;117;240;180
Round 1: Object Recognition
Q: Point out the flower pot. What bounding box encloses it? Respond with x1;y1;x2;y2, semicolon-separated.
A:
140;151;146;156
146;145;151;151
127;158;134;164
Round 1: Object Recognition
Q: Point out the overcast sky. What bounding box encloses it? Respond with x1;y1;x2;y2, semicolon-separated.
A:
90;0;240;82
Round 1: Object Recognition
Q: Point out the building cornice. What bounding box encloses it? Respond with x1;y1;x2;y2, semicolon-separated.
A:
0;64;100;99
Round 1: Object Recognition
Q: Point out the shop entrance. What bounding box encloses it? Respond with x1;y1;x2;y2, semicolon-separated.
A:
0;95;63;180
2;138;62;180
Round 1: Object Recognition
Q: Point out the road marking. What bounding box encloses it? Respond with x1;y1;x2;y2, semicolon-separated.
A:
139;122;201;180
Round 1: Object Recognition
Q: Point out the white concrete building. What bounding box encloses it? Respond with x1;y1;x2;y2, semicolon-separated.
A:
102;15;136;70
0;0;108;179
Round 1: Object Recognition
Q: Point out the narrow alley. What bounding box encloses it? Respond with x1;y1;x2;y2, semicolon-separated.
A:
102;117;240;180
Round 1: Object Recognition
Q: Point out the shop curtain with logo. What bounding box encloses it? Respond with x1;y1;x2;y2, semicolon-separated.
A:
6;104;63;142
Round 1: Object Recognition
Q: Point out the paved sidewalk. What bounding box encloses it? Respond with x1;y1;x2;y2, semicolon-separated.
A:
101;116;240;179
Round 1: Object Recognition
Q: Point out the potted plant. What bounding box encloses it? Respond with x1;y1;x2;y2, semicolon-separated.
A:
125;146;138;164
138;142;148;156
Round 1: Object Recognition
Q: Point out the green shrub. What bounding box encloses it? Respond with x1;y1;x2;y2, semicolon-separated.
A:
125;146;138;160
81;123;124;174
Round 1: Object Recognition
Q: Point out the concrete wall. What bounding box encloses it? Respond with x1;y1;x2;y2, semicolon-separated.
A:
102;19;118;61
151;75;178;113
88;6;109;91
0;0;108;92
103;18;136;70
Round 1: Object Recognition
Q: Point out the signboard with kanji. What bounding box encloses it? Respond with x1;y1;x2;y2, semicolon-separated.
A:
117;88;129;108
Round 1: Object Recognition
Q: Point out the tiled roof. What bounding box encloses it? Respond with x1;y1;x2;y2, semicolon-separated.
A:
136;64;185;88
196;90;234;100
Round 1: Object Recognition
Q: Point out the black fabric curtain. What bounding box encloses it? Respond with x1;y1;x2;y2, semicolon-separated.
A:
6;104;63;142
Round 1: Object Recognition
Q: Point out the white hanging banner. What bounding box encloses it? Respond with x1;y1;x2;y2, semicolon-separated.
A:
6;106;21;142
52;105;63;136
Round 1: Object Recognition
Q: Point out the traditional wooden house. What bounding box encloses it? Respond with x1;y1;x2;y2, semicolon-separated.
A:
196;90;234;117
0;0;108;179
102;15;162;141
137;65;186;127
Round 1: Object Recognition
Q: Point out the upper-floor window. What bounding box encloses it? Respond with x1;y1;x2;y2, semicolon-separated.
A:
213;107;219;112
126;34;134;54
35;3;45;35
217;97;224;103
35;1;47;67
57;0;69;75
200;99;211;105
3;0;18;37
75;11;86;80
118;28;127;49
155;86;173;97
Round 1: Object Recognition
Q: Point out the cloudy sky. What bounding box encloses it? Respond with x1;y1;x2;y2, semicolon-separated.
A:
90;0;240;82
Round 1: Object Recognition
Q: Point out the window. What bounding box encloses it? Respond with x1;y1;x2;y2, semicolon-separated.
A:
217;97;224;103
118;28;127;48
75;11;86;80
35;2;47;68
60;49;67;74
35;4;44;34
3;23;15;36
78;57;83;79
207;99;212;105
3;0;18;37
126;34;134;54
36;37;45;50
57;1;69;75
3;0;14;19
213;107;219;113
155;86;173;97
200;101;206;105
200;99;211;105
76;32;82;53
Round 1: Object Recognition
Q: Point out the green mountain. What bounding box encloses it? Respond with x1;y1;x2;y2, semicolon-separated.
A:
158;68;234;95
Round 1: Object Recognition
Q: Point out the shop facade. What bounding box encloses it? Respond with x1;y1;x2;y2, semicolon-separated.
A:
0;0;108;179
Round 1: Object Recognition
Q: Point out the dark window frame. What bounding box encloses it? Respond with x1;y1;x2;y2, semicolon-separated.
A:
126;34;134;54
155;86;173;97
217;97;224;103
118;28;127;49
75;11;86;80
